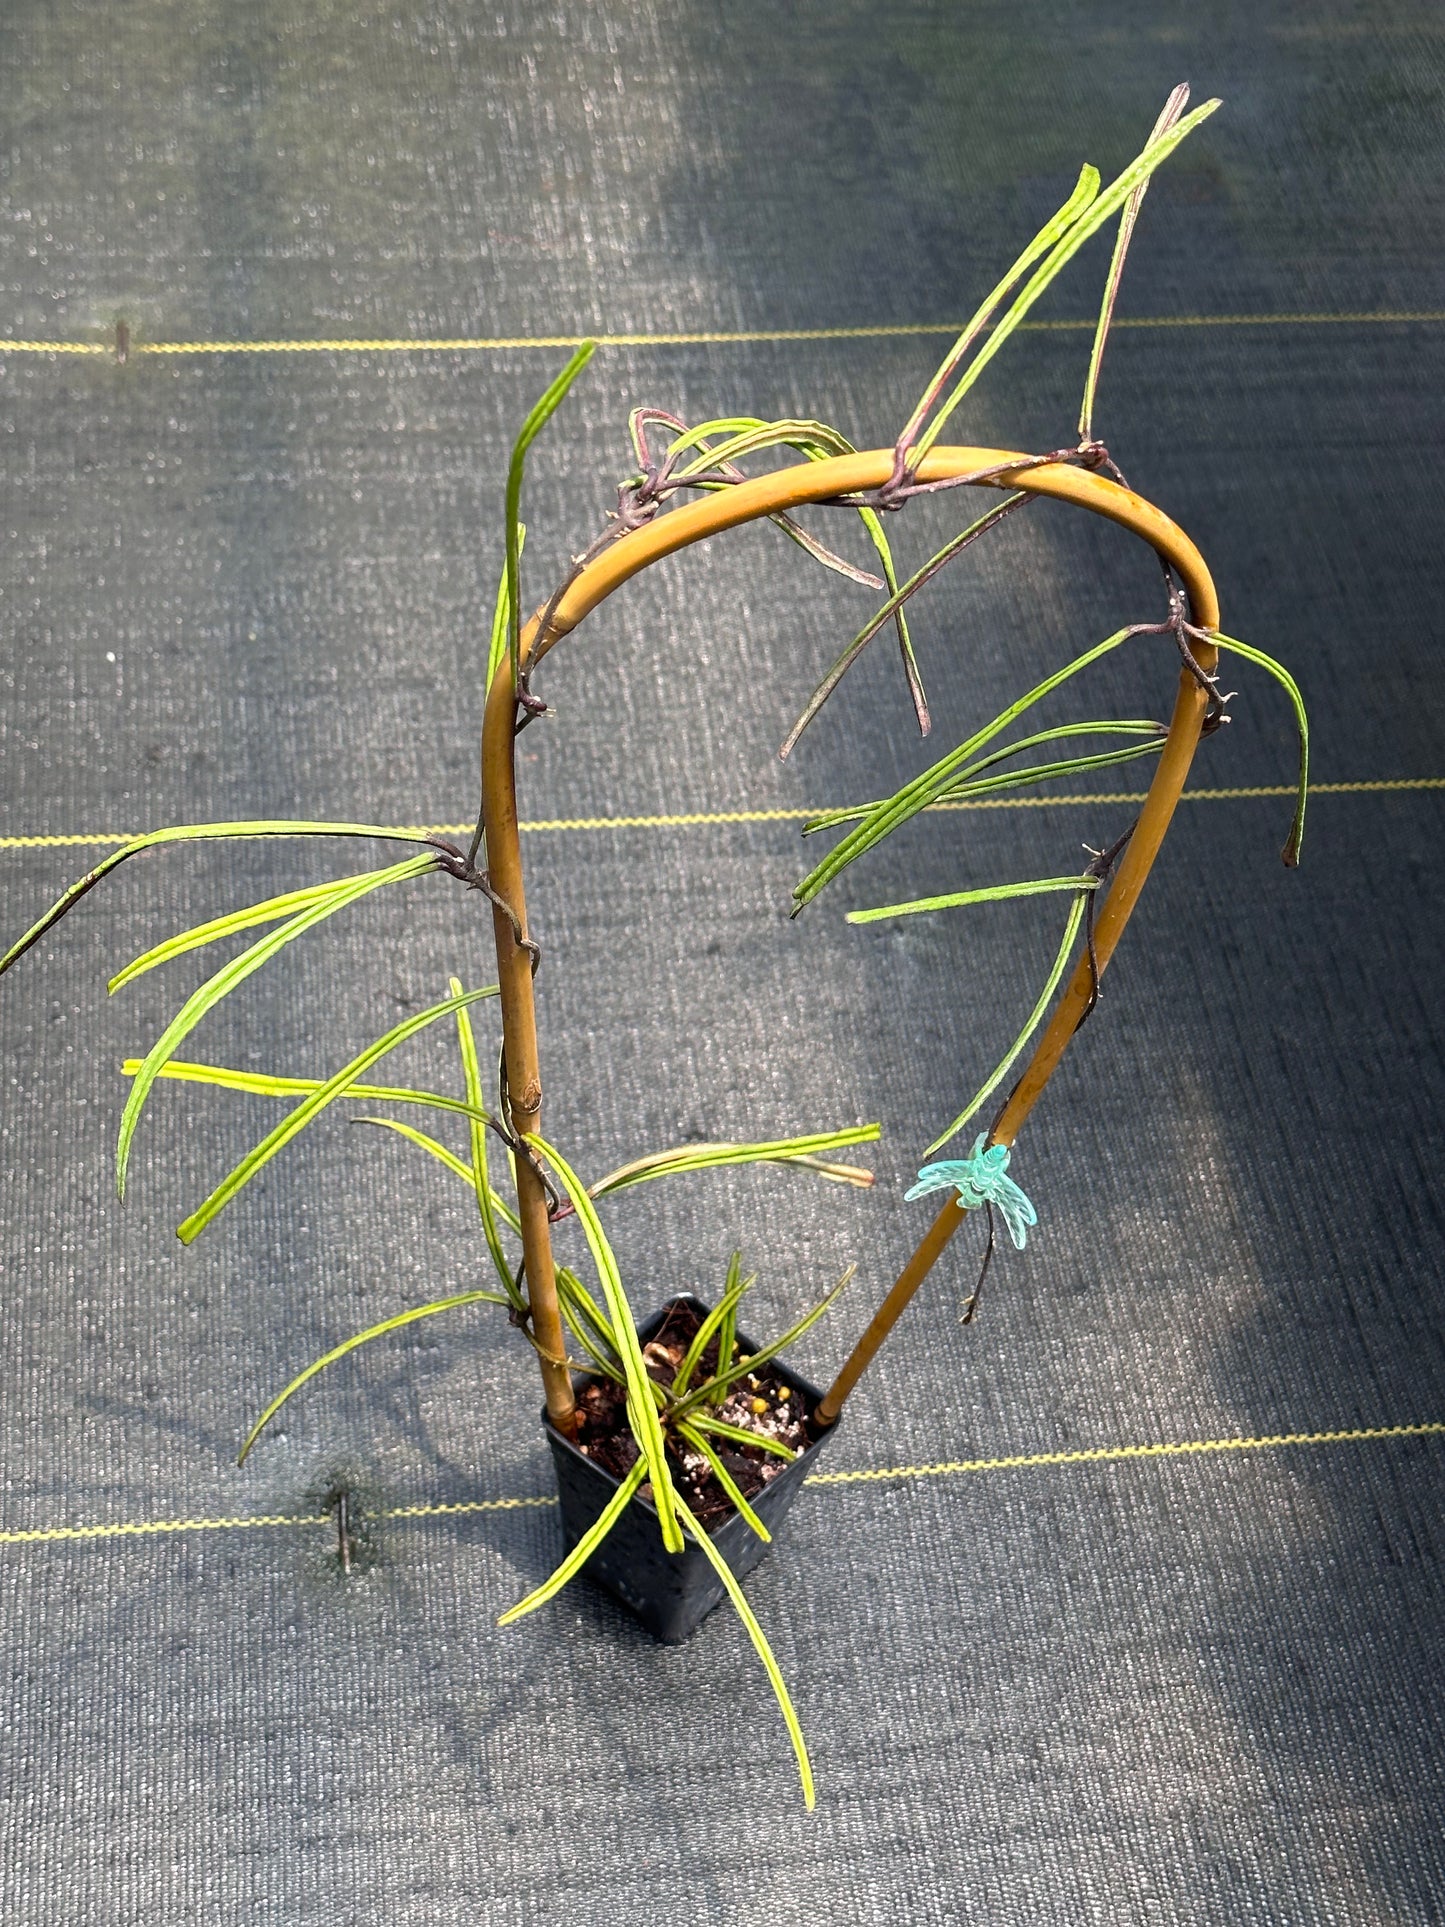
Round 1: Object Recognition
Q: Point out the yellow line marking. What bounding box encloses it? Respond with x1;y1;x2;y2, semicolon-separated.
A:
2;777;1440;853
0;1491;557;1547
1;312;1442;359
0;1509;328;1545
378;1495;557;1522
804;1420;1445;1487
1;1422;1438;1549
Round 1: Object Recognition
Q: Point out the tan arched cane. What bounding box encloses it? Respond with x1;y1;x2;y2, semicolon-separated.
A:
480;445;1220;1434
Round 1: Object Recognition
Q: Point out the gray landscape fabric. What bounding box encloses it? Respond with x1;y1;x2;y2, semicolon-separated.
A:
2;4;1443;1922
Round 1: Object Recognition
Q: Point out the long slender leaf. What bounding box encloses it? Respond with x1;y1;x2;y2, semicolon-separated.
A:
174;984;498;1244
782;1154;877;1186
497;1458;649;1627
804;728;1166;835
895;165;1100;461
0;818;446;981
672;1254;752;1399
686;1412;798;1462
642;412;882;588
108;881;346;993
935;737;1165;800
914;99;1220;457
506;345;596;684
793;625;1143;912
847;874;1099;926
781;492;1026;758
118;854;439;1197
237;1287;508;1466
588;1124;880;1199
926;888;1091;1154
672;1269;852;1419
451;973;521;1305
945;717;1167;780
555;1267;626;1383
485;523;525;694
350;1117;522;1234
665;416;923;728
867;504;929;735
555;1264;618;1355
525;1133;685;1554
674;1420;770;1542
710;1285;741;1409
1078;85;1190;444
672;1491;815;1809
124;1057;497;1123
353;1115;473;1187
1206;630;1310;865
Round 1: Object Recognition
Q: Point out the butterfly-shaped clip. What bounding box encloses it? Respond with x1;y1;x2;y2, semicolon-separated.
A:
905;1134;1038;1251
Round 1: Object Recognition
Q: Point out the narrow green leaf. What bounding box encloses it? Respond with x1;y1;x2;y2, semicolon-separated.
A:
353;1115;473;1186
897;164;1101;457
926;888;1091;1154
763;505;885;589
675;1420;770;1542
847;874;1100;926
857;503;928;734
108;881;348;994
667;416;922;727
555;1264;618;1355
793;625;1142;912
0;818;447;982
238;1287;508;1466
935;737;1166;801
669;416;848;473
497;1458;648;1627
123;1057;500;1127
555;1267;626;1383
525;1132;685;1554
647;414;882;588
673;1491;815;1808
781;493;1026;757
485;523;525;694
588;1124;880;1199
803;724;1166;834
350;1117;522;1234
174;984;498;1244
673;1268;852;1419
782;1154;876;1187
450;973;521;1305
1078;85;1191;444
506;344;596;684
672;1254;751;1399
915;100;1221;457
684;1412;797;1463
1206;629;1310;865
119;854;439;1198
710;1285;741;1409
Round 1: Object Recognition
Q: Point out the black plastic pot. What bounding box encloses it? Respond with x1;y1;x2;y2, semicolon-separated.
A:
543;1294;838;1643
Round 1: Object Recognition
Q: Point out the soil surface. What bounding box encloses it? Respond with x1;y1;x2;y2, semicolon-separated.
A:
572;1298;813;1533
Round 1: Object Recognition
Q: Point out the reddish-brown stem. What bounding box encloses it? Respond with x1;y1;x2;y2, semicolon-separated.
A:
479;446;1219;1437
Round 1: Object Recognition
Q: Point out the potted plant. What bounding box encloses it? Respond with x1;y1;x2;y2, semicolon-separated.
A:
0;86;1306;1807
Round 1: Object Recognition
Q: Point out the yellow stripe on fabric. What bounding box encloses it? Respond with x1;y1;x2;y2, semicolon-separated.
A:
0;1491;557;1547
1;1422;1438;1549
803;1420;1445;1487
1;311;1442;359
2;776;1441;853
0;1510;328;1545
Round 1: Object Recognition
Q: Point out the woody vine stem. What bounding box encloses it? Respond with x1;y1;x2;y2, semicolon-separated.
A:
477;444;1222;1438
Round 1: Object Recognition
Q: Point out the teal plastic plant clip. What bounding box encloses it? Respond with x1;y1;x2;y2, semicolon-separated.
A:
905;1135;1038;1250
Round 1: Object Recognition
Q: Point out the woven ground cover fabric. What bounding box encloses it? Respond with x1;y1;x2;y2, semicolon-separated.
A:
2;4;1443;1922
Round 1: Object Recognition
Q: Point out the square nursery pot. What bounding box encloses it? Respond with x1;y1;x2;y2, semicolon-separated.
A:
543;1293;838;1643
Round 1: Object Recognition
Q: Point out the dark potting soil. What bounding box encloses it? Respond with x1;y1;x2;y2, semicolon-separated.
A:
571;1299;812;1534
